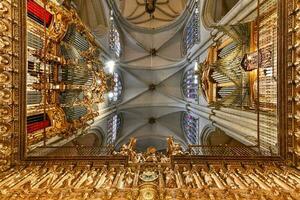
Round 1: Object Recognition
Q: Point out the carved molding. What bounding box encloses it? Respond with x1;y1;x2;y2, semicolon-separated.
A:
0;164;299;200
0;0;24;171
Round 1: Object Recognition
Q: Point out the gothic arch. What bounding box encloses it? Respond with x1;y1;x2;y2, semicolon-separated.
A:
202;0;239;28
200;124;243;146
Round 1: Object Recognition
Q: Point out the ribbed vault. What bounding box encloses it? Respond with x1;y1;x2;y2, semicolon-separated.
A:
108;5;190;150
69;0;246;152
115;0;187;29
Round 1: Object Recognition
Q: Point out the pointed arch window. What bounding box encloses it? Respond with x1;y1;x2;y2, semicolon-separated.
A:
182;68;199;101
182;112;199;145
109;12;121;58
107;114;122;145
108;72;123;104
183;4;200;54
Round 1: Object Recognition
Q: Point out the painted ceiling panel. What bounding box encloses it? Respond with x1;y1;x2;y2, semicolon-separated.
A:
97;0;190;148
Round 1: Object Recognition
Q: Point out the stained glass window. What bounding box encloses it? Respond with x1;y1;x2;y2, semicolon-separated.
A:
182;112;199;145
183;4;200;54
109;11;121;58
107;114;122;145
108;72;123;104
182;68;198;101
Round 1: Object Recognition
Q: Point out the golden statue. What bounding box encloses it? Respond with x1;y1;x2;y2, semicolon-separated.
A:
167;136;184;156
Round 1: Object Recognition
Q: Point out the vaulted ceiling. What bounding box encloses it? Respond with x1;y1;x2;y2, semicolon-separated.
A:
103;0;192;151
72;0;110;30
115;24;189;151
115;0;187;29
65;0;247;152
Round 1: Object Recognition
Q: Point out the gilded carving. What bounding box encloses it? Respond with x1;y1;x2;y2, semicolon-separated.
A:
0;21;8;34
0;2;297;200
0;2;9;18
0;55;9;66
0;71;11;84
167;136;184;156
164;167;177;188
139;169;158;183
0;0;21;172
0;164;298;200
288;0;300;169
182;167;195;188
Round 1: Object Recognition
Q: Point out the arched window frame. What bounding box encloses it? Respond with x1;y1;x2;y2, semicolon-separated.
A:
182;2;200;55
109;11;122;58
182;112;199;145
182;67;199;102
106;113;122;145
108;72;123;104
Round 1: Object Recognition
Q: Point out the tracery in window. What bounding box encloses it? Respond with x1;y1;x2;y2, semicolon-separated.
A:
182;68;199;101
183;4;200;54
106;114;122;145
182;112;199;145
108;72;123;104
109;11;121;58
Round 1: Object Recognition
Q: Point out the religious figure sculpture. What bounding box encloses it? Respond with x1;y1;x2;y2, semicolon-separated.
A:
145;147;159;162
167;136;184;156
219;169;237;189
201;61;211;102
182;167;195;188
102;168;116;189
116;137;138;162
200;169;214;187
124;168;135;188
164;167;176;188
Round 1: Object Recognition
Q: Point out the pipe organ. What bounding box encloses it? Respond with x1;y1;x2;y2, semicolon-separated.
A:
197;0;280;153
256;0;279;154
25;0;114;148
258;0;278;112
0;0;300;198
199;26;251;108
214;41;246;107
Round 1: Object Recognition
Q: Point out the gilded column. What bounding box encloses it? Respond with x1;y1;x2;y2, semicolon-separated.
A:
0;0;24;171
